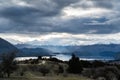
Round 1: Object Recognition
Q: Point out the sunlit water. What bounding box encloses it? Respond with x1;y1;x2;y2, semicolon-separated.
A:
15;57;38;61
53;54;115;61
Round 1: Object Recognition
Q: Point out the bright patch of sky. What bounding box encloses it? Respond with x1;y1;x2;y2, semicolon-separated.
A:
0;32;120;46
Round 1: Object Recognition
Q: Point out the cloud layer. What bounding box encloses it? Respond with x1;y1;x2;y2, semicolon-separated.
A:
0;0;119;34
0;0;120;45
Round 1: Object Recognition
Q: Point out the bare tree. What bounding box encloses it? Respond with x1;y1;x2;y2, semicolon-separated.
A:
1;52;17;77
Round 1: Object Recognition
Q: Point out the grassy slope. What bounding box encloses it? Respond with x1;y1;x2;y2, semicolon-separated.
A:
0;72;91;80
0;60;92;80
25;71;91;80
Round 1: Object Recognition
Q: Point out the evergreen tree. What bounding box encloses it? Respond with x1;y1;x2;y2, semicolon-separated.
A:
68;54;83;74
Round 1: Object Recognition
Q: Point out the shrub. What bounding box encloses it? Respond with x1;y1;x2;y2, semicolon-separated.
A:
18;66;27;76
39;65;50;76
53;64;64;75
82;68;94;78
92;60;106;68
80;60;92;68
92;66;120;80
58;65;64;74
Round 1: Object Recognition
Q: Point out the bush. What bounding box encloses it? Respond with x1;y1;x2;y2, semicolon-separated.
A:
53;64;64;75
90;66;120;80
18;66;27;76
82;68;94;78
105;71;118;80
92;60;106;68
39;65;50;76
27;65;39;72
0;65;4;78
58;65;64;74
82;66;120;80
80;60;92;68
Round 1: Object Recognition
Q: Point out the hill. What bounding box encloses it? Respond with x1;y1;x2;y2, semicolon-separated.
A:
0;38;18;55
17;48;54;57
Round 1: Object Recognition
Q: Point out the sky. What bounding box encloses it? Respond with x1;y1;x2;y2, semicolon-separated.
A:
0;0;120;45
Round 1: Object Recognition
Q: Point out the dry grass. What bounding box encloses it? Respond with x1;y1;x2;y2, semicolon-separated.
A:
25;71;92;80
0;61;92;80
0;71;91;80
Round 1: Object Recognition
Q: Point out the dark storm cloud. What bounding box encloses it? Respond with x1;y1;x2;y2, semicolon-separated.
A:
0;0;119;34
51;18;116;34
1;0;78;22
0;6;39;24
92;0;113;9
71;0;113;9
0;0;79;33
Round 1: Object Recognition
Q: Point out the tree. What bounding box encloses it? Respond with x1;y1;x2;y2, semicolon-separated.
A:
68;54;83;74
1;52;17;77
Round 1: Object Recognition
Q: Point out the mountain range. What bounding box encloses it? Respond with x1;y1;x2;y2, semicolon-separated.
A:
15;43;120;60
0;37;120;60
